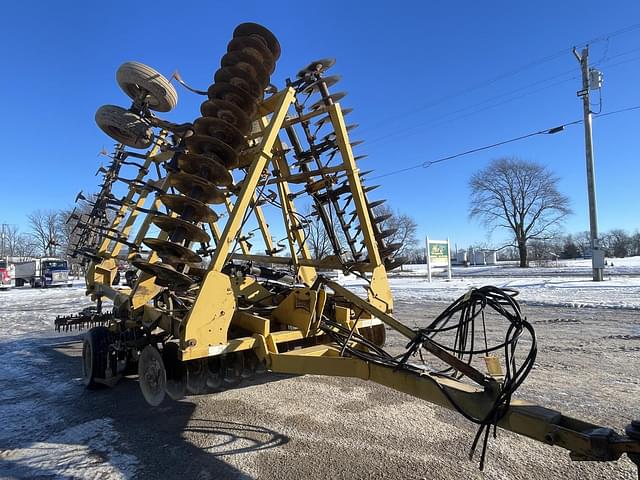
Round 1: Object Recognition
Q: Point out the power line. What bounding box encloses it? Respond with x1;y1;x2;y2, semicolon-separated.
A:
358;22;640;136
366;105;640;181
595;104;640;118
363;49;640;150
366;73;579;148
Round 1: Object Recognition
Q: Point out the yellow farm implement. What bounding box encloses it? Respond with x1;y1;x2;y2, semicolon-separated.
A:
57;23;640;473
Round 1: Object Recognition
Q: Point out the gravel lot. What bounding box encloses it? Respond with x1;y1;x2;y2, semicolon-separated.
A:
1;291;639;479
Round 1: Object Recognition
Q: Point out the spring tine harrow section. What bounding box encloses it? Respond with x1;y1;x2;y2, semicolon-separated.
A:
55;308;114;332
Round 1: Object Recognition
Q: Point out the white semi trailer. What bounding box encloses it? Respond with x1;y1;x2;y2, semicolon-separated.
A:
14;258;72;288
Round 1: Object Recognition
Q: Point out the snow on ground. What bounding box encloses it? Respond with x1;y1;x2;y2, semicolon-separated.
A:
0;283;135;479
0;280;94;339
341;274;640;310
340;256;640;310
1;418;139;479
0;265;638;478
395;255;640;277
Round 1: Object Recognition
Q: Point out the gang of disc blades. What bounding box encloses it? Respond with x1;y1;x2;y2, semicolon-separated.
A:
150;214;211;243
200;99;251;133
186;134;239;169
214;66;262;98
297;58;336;78
227;36;275;74
167;172;227;204
303;75;342;94
176;153;233;186
142;238;203;264
193;117;247;152
233;22;281;60
220;51;270;91
133;259;195;289
159;193;220;222
309;91;347;111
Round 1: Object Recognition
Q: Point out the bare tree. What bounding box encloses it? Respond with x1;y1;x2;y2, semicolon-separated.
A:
57;207;80;255
469;157;571;267
2;225;18;257
574;230;591;257
3;225;37;258
631;231;640;257
603;229;632;258
28;210;61;257
305;209;334;260
303;203;418;264
374;204;418;259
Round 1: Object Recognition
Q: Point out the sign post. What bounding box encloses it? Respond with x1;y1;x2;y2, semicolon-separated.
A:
425;237;452;282
426;236;431;282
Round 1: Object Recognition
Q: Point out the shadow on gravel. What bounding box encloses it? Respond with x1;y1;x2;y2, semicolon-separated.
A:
0;335;290;480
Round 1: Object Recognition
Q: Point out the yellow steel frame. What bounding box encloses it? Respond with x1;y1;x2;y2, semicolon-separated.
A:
180;87;297;359
87;134;168;290
77;66;640;472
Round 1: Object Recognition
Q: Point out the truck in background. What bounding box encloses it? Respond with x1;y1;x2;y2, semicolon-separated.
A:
14;257;72;288
0;258;15;290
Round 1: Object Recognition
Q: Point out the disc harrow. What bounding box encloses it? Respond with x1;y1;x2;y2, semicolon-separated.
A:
58;21;640;475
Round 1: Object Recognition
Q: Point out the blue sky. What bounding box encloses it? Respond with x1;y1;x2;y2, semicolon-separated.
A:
1;1;639;249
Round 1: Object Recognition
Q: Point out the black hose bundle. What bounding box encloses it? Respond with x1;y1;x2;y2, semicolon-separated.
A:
401;285;537;469
321;285;537;471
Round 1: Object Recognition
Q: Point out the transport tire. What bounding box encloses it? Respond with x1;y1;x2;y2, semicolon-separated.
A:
95;105;153;149
116;61;178;112
82;326;112;389
163;342;186;400
138;345;167;406
186;359;207;395
222;353;244;387
125;270;137;287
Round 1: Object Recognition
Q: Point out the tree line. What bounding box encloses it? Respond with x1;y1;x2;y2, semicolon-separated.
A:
465;156;639;266
0;208;76;259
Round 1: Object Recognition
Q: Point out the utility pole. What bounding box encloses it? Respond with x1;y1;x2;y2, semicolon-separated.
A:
0;224;6;259
573;45;604;281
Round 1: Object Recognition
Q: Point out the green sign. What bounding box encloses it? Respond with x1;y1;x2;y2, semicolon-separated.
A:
429;242;449;261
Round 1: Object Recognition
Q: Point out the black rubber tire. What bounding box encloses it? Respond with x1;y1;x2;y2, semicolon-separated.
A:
222;353;244;387
82;326;112;389
95;105;153;149
138;345;167;406
205;356;223;391
125;270;137;287
116;61;178;112
163;342;186;401
186;359;207;395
